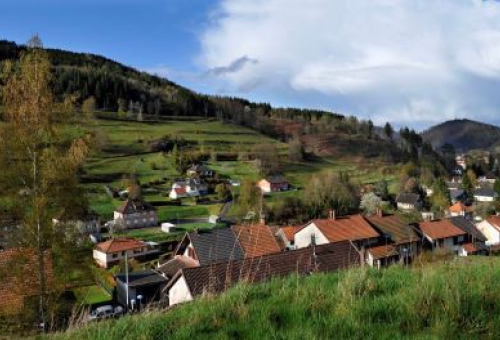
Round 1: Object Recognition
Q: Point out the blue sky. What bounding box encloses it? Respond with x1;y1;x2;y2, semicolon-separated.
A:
3;0;500;128
0;0;213;74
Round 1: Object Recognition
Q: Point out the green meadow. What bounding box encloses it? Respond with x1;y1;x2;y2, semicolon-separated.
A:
46;256;500;340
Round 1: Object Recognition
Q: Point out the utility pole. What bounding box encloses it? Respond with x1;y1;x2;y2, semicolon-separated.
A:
125;252;129;311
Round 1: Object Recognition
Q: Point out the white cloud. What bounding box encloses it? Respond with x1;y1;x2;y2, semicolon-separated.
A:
198;0;500;128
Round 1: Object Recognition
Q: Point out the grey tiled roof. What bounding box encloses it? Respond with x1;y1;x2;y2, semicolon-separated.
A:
189;228;245;266
474;187;496;197
115;270;167;288
396;193;421;205
448;216;487;242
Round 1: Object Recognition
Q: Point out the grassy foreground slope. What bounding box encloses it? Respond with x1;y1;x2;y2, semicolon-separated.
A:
48;257;500;340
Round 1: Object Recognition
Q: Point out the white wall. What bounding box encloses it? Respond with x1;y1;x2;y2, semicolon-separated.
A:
475;196;495;202
293;223;329;249
169;275;193;306
114;211;158;229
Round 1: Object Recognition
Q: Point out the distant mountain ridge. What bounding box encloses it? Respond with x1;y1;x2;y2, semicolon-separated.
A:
421;119;500;152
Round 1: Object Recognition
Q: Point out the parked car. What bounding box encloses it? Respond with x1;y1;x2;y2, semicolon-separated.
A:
87;305;124;322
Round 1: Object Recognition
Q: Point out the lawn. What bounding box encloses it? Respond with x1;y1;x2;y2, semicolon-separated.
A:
80;117;400;223
72;285;112;306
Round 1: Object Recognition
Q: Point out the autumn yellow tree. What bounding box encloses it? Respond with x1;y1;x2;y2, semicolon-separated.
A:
0;38;90;332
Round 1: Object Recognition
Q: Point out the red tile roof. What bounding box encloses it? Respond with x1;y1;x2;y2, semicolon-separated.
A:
232;224;281;258
0;249;54;315
462;243;478;254
173;187;186;195
95;238;146;254
487;216;500;231
308;215;380;242
449;202;473;214
419;220;466;240
280;226;302;242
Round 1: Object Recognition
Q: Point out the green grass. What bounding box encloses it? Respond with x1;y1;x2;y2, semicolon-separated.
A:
72;285;112;306
79;118;401;223
47;256;500;340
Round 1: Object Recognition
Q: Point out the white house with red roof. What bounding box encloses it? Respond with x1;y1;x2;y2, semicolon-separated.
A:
293;212;380;249
93;237;159;268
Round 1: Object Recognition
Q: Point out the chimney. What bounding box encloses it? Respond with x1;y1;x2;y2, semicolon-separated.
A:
329;210;336;220
194;227;200;234
376;208;383;217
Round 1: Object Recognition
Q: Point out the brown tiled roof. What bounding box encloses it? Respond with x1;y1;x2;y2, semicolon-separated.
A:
368;244;399;260
232;224;281;258
95;238;145;254
168;241;360;298
115;199;155;214
0;249;54;315
366;215;419;245
157;255;197;278
308;215;380;242
419;220;466;240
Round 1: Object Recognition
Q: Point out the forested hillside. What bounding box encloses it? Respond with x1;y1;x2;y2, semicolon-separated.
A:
422;119;500;152
0;39;442;165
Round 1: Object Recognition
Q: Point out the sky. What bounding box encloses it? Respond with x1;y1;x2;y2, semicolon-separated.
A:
3;0;500;129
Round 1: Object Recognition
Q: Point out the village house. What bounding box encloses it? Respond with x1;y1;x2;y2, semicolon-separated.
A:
418;219;467;253
293;213;380;250
169;179;209;199
476;215;500;246
115;270;168;308
456;155;467;170
418;217;486;256
185;178;209;196
93;237;160;268
448;216;487;254
365;213;421;267
257;176;290;193
187;164;213;178
275;225;303;250
163;240;361;306
447;202;473;218
474;186;498;202
114;198;158;229
0;249;54;316
169;186;187;199
169;224;281;267
52;210;101;235
479;171;497;184
173;227;245;266
450;189;467;204
396;193;423;211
